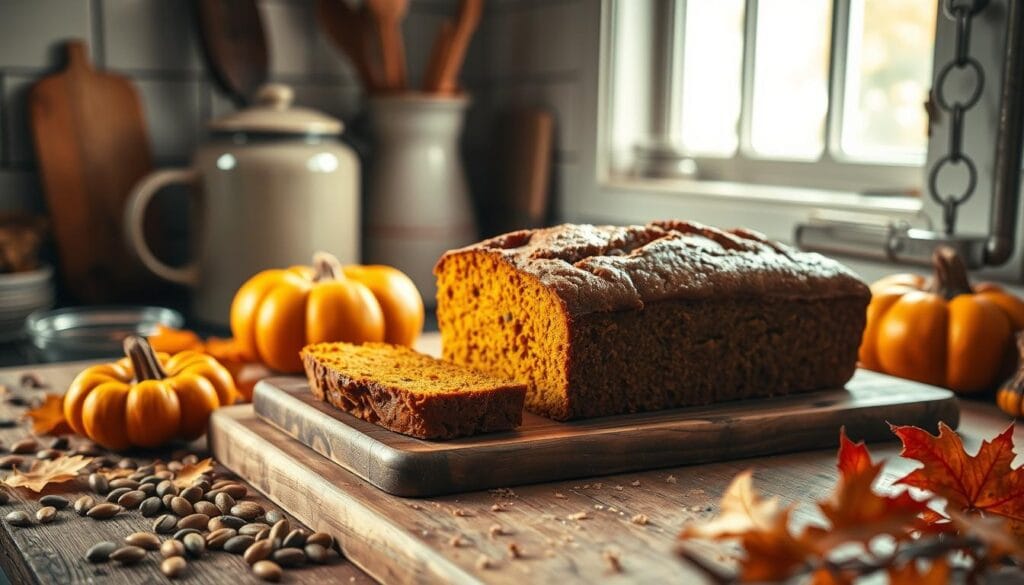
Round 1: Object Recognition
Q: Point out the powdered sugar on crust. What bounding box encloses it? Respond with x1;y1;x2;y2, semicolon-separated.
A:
438;220;870;316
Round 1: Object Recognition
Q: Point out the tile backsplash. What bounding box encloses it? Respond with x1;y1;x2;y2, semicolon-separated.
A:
0;0;590;224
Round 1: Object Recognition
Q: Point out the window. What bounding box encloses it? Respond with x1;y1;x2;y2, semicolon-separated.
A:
606;0;938;192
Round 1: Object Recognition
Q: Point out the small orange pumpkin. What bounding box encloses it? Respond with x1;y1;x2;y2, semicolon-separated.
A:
63;336;237;450
230;252;423;372
860;247;1024;393
997;333;1024;417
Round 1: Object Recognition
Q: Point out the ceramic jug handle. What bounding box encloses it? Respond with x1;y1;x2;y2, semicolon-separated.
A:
124;169;201;286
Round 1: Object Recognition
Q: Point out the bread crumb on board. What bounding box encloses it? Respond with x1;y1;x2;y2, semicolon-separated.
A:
452;508;475;517
567;511;589;521
449;534;472;547
603;549;623;573
666;475;677;484
630;480;641;487
630;513;649;525
476;555;493;570
489;524;509;538
554;492;567;499
507;542;524;559
490;502;512;512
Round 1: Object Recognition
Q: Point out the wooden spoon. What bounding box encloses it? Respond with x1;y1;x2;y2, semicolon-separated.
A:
365;0;409;91
194;0;269;106
316;0;382;91
431;0;483;95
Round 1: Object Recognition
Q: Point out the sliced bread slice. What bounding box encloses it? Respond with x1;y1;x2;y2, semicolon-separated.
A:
301;342;527;439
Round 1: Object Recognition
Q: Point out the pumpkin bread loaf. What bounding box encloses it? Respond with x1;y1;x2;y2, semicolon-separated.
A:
434;220;871;421
302;342;526;439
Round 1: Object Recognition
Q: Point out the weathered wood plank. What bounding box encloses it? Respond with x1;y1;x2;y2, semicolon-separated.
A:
252;370;959;496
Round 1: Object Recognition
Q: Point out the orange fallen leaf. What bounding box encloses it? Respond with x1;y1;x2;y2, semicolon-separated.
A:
893;422;1024;533
173;457;214;489
735;508;818;583
949;509;1024;562
23;394;72;436
3;455;92;492
680;470;782;540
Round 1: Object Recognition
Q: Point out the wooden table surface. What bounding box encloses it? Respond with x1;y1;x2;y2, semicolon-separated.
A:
0;344;1020;584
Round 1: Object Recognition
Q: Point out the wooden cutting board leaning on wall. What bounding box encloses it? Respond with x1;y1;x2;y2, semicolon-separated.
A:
30;40;160;303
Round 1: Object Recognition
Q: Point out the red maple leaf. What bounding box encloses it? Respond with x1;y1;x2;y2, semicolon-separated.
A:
892;422;1024;532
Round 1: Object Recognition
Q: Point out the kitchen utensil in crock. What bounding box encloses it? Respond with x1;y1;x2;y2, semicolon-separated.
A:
194;0;269;105
365;0;409;90
124;84;360;327
317;0;382;91
29;40;158;303
426;0;483;94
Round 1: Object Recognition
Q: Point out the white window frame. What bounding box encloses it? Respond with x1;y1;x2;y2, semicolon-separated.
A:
564;0;1024;284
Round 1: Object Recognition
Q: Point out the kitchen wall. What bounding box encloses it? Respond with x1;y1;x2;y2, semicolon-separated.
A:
0;0;589;226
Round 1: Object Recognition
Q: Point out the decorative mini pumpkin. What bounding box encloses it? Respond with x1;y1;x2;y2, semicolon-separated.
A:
860;246;1024;393
997;333;1024;417
230;252;424;372
63;336;237;450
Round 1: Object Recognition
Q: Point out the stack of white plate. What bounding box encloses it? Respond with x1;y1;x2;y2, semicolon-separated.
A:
0;266;55;342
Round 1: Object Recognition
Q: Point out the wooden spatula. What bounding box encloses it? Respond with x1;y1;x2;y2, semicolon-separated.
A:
194;0;269;106
317;0;382;91
365;0;409;91
29;41;158;302
429;0;483;94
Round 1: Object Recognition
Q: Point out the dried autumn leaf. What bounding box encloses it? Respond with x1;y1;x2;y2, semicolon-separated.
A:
173;457;213;489
96;467;137;480
23;394;72;435
949;509;1024;562
2;454;92;492
735;508;818;583
813;430;930;544
886;558;950;585
680;470;782;540
893;422;1024;532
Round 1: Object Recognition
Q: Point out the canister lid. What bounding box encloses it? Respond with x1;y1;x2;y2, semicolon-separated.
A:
208;84;343;136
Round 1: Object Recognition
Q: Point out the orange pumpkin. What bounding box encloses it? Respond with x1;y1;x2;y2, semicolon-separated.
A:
860;247;1024;393
63;336;237;450
997;333;1024;417
230;252;424;372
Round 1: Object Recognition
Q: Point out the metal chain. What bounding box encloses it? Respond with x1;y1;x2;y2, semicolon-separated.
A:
928;0;990;234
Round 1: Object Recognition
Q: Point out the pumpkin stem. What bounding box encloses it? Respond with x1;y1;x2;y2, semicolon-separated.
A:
929;246;973;299
123;335;166;381
313;251;346;282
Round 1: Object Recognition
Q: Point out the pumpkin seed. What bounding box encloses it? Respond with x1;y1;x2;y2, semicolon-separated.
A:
156;480;178;498
170;496;194;516
162;494;176;509
217;515;248;530
110;545;146;564
206;527;236;550
214;492;236;515
35;448;61;460
139;474;161;485
306;532;334;549
304;543;329;564
282;529;308;549
109;478;140;490
47;436;69;450
117;458;137;469
224;535;256;554
263;509;284;525
74;496;95;516
255;528;270;541
244;539;275;565
39;495;68;510
180;486;203;504
140;496;163;517
194;500;220;518
231;502;264;521
138;483;156;496
0;455;24;469
85;541;117;563
252;560;282;582
161;555;188;578
173;528;201;541
20;372;46;388
178;513;210;531
239;522;270;536
0;489;10;505
153;513;178;534
117;490;146;509
193;479;211;493
35;506;56;524
161;538;186;558
5;510;30;527
271;547;306;568
104;487;131;503
220;483;248;499
268;519;289;545
88;473;109;495
10;438;37;454
183;532;206;557
125;532;161;550
86;503;122;520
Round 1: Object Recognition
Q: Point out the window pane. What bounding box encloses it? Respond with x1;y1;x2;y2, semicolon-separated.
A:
749;0;833;159
841;0;936;162
679;0;746;157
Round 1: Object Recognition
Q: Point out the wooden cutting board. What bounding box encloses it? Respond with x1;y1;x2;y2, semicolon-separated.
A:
250;370;959;497
29;40;157;302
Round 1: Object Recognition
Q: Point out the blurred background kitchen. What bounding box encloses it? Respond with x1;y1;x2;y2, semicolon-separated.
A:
0;0;1020;366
